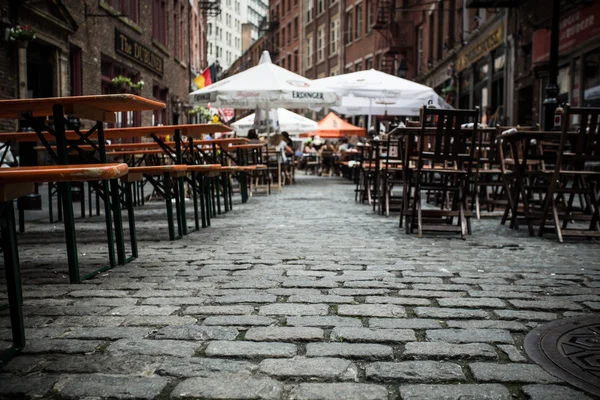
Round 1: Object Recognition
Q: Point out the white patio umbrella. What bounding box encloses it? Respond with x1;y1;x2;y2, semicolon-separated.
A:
314;69;451;121
188;51;340;109
232;108;318;136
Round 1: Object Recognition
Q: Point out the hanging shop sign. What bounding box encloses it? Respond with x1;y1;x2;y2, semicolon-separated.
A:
456;23;504;72
115;29;164;76
532;2;600;64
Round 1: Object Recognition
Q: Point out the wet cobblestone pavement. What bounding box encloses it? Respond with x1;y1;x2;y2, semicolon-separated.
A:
1;175;599;399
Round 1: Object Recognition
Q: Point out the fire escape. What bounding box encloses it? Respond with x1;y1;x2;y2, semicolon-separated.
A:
372;0;414;75
198;0;221;17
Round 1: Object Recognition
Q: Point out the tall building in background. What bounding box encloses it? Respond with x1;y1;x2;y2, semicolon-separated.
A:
303;0;342;78
269;0;304;74
207;0;267;72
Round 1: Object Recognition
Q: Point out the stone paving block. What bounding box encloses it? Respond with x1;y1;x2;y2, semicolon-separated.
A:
450;278;509;285
213;294;278;304
397;277;445;284
183;305;255;315
245;327;324;341
204;340;297;358
342;280;408;289
521;384;593;400
0;374;58;398
68;289;130;297
75;298;139;307
467;290;542;299
153;325;239;340
35;354;162;375
24;305;112;316
437;298;506;308
50;316;126;327
403;271;455;277
364;296;431;306
258;357;358;380
337;304;406;318
413;284;472;292
331;327;416;342
583;301;600;310
366;361;466;381
22;339;104;354
288;294;357;304
55;374;169;399
415;307;490;319
287;316;363;327
330;288;391;296
203;315;277;326
267;288;323;297
446;320;528;331
109;305;179;316
259;303;329;316
494;310;558;321
469;362;563;383
369;318;442;329
404;342;498;359
132;290;196;297
306;342;393;359
65;327;152;340
108;339;201;357
170;375;283;399
507;299;583;311
157;357;256;378
426;329;513;344
289;383;388;400
497;345;527;362
283;279;339;288
122;316;199;326
399;384;511;400
397;290;467;298
141;297;211;305
286;270;338;277
480;284;543;292
221;279;281;289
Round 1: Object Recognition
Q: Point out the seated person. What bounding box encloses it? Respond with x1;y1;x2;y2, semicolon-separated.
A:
319;140;336;176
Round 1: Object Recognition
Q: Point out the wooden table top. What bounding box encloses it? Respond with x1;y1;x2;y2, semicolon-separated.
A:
0;163;129;184
0;124;235;143
0;94;165;122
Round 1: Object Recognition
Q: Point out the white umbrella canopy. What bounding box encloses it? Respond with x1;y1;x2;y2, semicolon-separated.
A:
332;93;452;117
314;69;451;116
232;108;318;136
188;51;341;109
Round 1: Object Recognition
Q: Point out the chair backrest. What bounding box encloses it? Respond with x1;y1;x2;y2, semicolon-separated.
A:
561;105;600;168
417;106;480;168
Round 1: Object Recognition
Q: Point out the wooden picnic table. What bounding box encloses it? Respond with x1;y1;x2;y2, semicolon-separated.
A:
0;163;128;368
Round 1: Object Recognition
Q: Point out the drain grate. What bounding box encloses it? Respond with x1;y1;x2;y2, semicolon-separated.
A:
524;315;600;397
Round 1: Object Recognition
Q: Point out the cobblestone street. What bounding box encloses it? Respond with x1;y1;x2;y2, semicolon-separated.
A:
1;175;600;400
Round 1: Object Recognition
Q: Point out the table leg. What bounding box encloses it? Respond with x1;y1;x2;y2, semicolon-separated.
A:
0;201;26;361
124;182;138;258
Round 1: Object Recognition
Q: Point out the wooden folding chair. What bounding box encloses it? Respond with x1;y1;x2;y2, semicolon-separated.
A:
405;106;479;239
538;105;600;242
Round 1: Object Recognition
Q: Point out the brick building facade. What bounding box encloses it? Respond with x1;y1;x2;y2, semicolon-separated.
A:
270;0;303;74
304;0;342;78
0;0;208;132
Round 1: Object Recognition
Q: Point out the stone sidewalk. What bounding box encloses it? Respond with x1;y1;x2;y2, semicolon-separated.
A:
1;175;599;400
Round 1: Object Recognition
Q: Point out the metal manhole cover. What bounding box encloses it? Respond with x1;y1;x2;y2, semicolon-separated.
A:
524;315;600;397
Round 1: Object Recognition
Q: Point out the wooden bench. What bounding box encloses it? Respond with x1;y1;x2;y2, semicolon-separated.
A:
0;163;128;368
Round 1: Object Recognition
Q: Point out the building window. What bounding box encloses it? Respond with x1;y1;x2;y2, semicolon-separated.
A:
428;12;434;66
152;0;166;45
281;27;286;46
173;1;180;58
306;34;313;67
317;0;324;14
345;9;353;44
105;0;138;23
287;22;292;43
355;61;362;71
288;54;292;70
70;46;82;96
355;3;362;40
152;84;168;126
365;0;372;32
294;17;299;37
281;57;286;69
294;49;299;72
317;26;325;62
306;0;313;22
101;56;141;128
365;57;372;70
437;1;444;59
208;23;212;35
330;18;339;54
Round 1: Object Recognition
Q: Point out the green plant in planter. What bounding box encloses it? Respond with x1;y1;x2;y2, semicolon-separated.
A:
189;106;213;121
10;25;36;41
130;80;145;89
111;75;133;86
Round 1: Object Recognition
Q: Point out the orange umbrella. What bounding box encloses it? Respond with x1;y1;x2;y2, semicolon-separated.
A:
299;112;366;139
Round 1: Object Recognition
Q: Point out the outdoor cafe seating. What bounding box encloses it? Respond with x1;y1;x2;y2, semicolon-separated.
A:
352;104;600;242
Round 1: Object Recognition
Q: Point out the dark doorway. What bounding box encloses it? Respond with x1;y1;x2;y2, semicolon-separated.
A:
517;86;533;126
27;41;55;98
